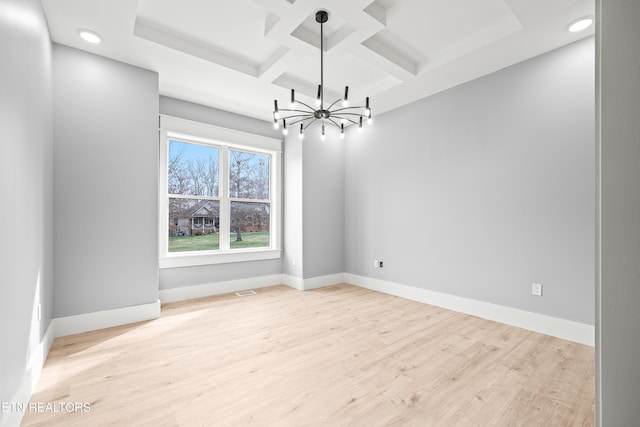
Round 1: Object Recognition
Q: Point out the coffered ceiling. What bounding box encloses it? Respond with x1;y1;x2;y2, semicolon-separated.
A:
41;0;595;122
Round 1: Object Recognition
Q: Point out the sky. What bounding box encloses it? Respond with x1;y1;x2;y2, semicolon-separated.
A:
169;139;219;164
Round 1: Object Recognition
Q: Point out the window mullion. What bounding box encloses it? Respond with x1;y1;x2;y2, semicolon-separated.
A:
168;194;220;201
229;197;271;204
271;152;280;251
159;130;169;256
219;146;231;251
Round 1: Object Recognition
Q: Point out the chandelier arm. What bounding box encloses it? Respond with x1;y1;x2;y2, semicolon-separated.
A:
303;119;320;130
327;118;342;129
332;112;367;118
279;113;315;120
326;98;343;110
287;101;316;112
330;115;359;125
298;101;316;112
330;106;366;113
279;108;314;114
287;117;315;127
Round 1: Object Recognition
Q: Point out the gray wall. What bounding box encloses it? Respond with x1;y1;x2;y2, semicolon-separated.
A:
345;38;595;325
53;45;159;316
0;0;54;421
159;96;283;289
281;125;346;281
301;127;345;279
597;0;640;424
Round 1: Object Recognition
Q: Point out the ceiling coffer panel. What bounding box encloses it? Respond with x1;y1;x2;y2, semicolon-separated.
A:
40;0;596;121
136;0;282;69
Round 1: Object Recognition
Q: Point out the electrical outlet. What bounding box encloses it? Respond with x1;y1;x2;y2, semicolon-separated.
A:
379;260;384;268
374;259;379;268
531;283;543;297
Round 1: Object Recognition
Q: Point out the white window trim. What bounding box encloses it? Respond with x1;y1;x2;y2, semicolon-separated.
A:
159;115;282;269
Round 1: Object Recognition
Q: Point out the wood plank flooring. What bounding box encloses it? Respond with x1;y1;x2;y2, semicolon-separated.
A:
21;284;594;426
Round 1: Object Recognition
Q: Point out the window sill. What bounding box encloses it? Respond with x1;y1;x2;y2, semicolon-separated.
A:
159;248;281;269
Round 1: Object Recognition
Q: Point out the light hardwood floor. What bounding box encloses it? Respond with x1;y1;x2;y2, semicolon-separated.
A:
22;284;594;426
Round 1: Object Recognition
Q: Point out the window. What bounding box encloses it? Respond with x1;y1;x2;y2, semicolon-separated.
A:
159;116;282;268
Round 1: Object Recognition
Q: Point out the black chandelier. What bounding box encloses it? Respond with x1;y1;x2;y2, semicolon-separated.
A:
272;10;372;140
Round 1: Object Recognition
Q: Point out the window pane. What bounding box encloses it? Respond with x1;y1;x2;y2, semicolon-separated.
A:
169;198;220;252
229;150;270;199
169;140;219;197
230;202;270;249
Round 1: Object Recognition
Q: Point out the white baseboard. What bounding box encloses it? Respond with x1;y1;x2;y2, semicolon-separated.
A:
282;274;304;290
1;321;56;427
159;274;284;303
345;273;595;346
160;273;345;301
281;273;345;291
53;300;161;337
302;273;346;290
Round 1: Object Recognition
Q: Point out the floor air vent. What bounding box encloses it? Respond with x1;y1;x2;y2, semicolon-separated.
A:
235;290;257;297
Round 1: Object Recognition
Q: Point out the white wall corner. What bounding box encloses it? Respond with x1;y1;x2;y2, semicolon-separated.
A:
159;274;284;303
53;300;161;337
282;274;304;290
344;273;595;347
1;321;57;427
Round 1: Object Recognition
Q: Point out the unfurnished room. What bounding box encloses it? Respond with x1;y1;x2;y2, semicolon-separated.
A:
2;0;640;426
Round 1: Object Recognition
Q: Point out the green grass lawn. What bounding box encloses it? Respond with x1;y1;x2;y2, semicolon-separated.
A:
169;233;219;252
169;232;269;252
230;232;270;249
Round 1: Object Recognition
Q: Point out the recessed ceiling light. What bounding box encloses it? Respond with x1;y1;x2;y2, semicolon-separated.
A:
568;16;594;33
78;29;102;44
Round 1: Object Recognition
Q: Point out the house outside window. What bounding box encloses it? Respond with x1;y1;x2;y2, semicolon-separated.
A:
159;115;282;268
